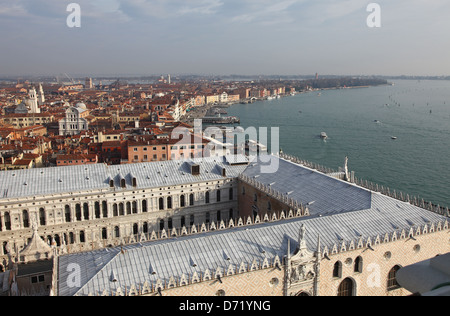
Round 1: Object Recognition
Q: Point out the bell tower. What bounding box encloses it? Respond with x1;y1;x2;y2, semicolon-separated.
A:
27;87;40;114
38;84;45;106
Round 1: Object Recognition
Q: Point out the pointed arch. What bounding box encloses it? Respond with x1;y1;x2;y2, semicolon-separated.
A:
64;205;71;222
22;210;30;228
354;256;363;273
39;208;46;226
333;261;343;278
75;204;82;221
387;265;402;290
337;278;355;296
83;203;90;220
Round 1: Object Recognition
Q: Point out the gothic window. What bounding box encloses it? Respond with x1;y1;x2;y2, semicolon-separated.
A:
217;190;221;202
229;188;233;200
333;261;342;278
113;204;118;217
168;218;173;230
180;195;185;207
354;256;363;273
75;204;82;221
102;201;108;218
387;265;402;290
114;226;120;238
22;210;30;228
69;232;75;244
102;228;108;240
205;191;210;204
190;215;195;226
159;198;164;210
181;216;186;227
142;200;148;213
119;203;124;216
133;223;138;235
337;278;354;296
39;208;46;226
65;205;71;222
80;231;86;243
120;179;126;188
217;211;221;222
159;219;165;231
251;207;258;221
95;202;101;219
126;202;132;215
83;203;89;220
206;212;210;224
54;234;61;247
167;196;173;209
132;201;137;214
143;222;149;234
189;193;194;206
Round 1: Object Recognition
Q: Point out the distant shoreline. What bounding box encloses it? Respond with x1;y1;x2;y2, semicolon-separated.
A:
181;82;388;125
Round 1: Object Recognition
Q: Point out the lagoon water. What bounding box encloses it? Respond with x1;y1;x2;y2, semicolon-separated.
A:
227;80;450;207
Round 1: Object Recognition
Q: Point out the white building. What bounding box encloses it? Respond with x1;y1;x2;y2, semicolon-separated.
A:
58;103;89;136
0;155;248;269
25;88;40;114
220;92;228;103
37;84;45;106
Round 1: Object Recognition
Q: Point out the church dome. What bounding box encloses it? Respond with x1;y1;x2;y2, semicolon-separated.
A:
76;102;87;110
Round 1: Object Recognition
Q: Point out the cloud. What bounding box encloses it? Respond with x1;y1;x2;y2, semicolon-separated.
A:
118;0;224;20
231;0;303;25
177;0;224;15
0;0;224;23
0;3;29;18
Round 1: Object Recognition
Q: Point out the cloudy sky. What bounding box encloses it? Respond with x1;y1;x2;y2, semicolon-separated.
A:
1;0;449;76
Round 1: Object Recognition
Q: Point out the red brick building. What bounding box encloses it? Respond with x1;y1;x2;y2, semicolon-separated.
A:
56;154;98;166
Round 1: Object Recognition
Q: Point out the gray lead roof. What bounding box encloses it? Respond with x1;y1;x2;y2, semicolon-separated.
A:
242;156;372;216
55;155;448;296
58;197;447;296
0;155;249;200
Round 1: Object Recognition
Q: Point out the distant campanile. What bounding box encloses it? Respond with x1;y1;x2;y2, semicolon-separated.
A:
85;77;93;89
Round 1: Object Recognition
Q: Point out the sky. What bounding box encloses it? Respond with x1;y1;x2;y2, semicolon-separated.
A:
1;0;450;77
